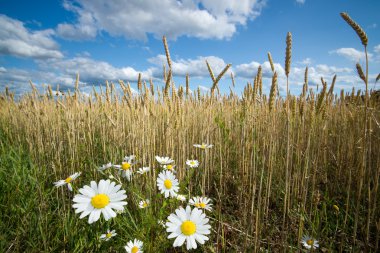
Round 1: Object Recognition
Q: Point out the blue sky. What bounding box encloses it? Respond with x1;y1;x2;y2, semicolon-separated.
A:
0;0;379;97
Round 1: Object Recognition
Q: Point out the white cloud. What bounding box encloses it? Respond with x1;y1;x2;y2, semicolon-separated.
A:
56;1;97;40
374;44;380;54
296;0;305;4
198;85;210;92
0;15;63;59
37;57;154;84
0;67;6;73
297;58;312;65
330;48;372;62
235;60;285;78
148;54;229;78
57;0;266;40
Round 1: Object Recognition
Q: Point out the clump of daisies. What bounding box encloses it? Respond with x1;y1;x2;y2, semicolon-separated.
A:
166;206;211;250
301;235;319;250
124;239;143;253
157;170;179;198
72;179;128;224
100;229;117;241
189;196;213;212
54;172;81;191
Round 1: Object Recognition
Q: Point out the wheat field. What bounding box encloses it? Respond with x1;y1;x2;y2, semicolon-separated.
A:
0;13;379;252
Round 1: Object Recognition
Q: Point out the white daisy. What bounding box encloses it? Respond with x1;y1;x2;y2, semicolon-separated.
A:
98;162;113;171
301;235;319;250
189;196;213;211
175;194;187;202
137;167;150;174
72;179;128;224
53;172;81;191
100;229;117;241
139;199;150;209
124;239;143;253
186;160;199;168
155;156;174;165
162;164;176;172
193;143;213;149
114;155;136;181
124;155;136;162
166;206;211;250
157;170;179;198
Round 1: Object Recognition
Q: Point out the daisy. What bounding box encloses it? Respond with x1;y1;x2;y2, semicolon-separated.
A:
139;199;150;209
301;235;319;250
72;179;127;224
114;155;136;181
166;206;211;250
100;229;117;241
98;162;113;171
124;155;136;162
124;239;143;253
186;159;199;168
54;172;81;191
162;164;176;172
155;156;174;165
157;170;179;198
137;167;150;174
193;143;213;149
175;194;187;202
189;196;213;211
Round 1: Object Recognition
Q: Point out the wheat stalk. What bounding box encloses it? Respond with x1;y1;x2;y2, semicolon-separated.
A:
269;72;277;111
356;63;366;83
340;12;368;46
268;52;275;73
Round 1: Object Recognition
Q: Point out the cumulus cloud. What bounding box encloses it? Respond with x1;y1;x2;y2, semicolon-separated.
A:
198;85;211;92
374;44;380;54
0;15;63;59
330;48;372;62
296;0;305;4
56;0;266;40
235;60;285;78
37;57;154;84
56;1;97;40
148;54;229;78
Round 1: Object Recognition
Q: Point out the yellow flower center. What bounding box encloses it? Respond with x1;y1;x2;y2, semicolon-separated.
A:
131;246;139;253
200;202;206;208
200;144;206;149
181;220;196;236
122;162;131;170
164;179;172;189
143;202;148;207
106;232;112;238
190;161;195;165
194;203;200;208
306;239;314;245
64;177;72;183
166;164;173;170
91;194;110;209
